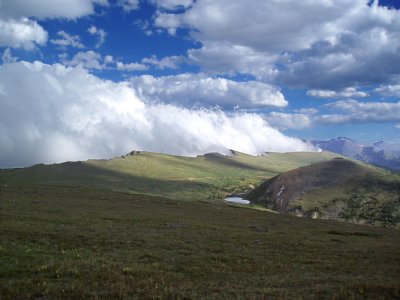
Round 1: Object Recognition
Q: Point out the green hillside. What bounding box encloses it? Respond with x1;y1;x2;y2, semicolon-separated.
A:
246;158;400;227
0;150;339;201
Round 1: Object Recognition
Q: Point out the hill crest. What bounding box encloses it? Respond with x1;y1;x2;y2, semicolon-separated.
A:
245;158;400;227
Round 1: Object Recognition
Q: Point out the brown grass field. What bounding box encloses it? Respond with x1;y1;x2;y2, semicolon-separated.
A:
1;181;399;299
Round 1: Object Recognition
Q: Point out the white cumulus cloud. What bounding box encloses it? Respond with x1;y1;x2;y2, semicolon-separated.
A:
142;55;183;69
265;112;312;130
151;0;193;10
61;51;106;70
2;48;17;64
154;12;182;35
0;0;106;50
116;61;149;71
318;99;400;124
375;84;400;98
129;73;288;109
307;87;369;99
0;18;48;50
117;0;140;12
88;25;106;48
50;31;84;48
188;42;277;78
0;61;312;168
0;0;103;19
153;0;400;90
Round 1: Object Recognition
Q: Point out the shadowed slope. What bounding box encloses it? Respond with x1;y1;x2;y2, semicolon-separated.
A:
247;159;368;212
0;150;341;201
0;161;214;201
246;158;400;226
202;152;270;172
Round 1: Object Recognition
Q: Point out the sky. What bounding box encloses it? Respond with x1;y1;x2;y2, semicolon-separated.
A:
0;0;400;167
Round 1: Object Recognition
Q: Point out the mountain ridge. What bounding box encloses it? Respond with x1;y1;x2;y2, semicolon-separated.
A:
311;137;400;170
0;150;340;202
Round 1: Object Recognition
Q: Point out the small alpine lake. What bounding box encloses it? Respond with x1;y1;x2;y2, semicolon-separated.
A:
224;196;250;204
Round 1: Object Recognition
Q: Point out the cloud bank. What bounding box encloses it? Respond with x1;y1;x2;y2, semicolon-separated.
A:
130;73;287;109
320;99;400;123
0;61;312;168
265;112;312;130
307;88;369;99
375;84;400;97
153;0;400;89
264;99;400;130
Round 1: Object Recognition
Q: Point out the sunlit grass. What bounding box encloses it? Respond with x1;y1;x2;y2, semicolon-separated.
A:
0;151;341;201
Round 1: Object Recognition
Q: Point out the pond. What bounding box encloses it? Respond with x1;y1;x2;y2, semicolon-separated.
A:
224;197;250;205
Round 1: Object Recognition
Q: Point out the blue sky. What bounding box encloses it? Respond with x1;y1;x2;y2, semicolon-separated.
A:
0;0;400;167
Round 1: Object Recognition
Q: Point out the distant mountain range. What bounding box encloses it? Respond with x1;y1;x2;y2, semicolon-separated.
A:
310;137;400;171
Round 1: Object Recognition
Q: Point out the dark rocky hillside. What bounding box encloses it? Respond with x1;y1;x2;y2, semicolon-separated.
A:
245;158;400;227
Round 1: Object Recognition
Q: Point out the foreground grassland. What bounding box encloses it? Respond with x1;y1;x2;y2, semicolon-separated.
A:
1;183;400;299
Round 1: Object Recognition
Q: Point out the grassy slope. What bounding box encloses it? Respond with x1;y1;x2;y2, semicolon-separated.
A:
295;160;399;200
246;159;400;226
293;169;400;210
0;151;339;201
1;183;399;299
